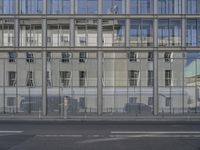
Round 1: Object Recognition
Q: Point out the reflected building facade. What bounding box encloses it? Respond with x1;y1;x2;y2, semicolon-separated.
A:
0;0;200;117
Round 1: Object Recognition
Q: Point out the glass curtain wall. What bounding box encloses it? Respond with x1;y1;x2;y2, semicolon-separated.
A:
130;19;153;47
20;20;42;47
76;0;97;14
158;0;182;14
102;19;125;47
186;0;200;14
47;20;70;47
0;0;15;14
75;19;97;46
103;0;125;14
20;0;43;14
47;0;70;14
186;19;200;47
158;19;182;47
0;19;14;47
130;0;153;14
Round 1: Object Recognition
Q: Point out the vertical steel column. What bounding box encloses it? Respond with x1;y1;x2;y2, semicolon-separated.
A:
126;0;130;14
71;0;75;14
42;0;47;116
126;19;130;48
97;0;103;115
70;19;75;47
153;18;158;116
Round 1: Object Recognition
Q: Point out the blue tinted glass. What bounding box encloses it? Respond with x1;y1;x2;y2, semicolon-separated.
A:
20;0;43;14
48;0;70;14
187;0;198;14
4;0;15;14
130;0;138;14
187;20;197;46
103;0;124;14
77;0;97;14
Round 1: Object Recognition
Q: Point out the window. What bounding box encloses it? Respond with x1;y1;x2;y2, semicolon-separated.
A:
158;0;181;14
20;0;43;14
76;0;97;14
79;71;86;87
128;52;138;62
79;52;87;63
8;52;16;62
129;97;137;104
8;71;16;86
7;97;15;106
130;0;153;14
61;52;71;63
165;97;171;107
165;70;172;86
148;97;153;106
164;52;173;62
130;19;153;47
47;0;70;14
148;70;153;86
26;71;34;87
158;19;181;47
79;97;85;109
60;71;71;87
128;70;139;87
26;52;34;63
148;52;153;61
103;0;125;14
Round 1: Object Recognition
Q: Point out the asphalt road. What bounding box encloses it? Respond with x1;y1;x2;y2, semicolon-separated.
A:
0;121;200;150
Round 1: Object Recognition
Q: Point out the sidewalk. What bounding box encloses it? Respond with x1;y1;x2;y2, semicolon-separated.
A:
0;114;200;122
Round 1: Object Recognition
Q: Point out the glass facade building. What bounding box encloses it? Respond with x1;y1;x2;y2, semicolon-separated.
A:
0;0;200;117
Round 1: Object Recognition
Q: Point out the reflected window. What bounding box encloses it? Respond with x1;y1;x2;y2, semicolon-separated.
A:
103;0;125;14
148;70;153;86
26;71;34;87
75;19;97;46
20;20;42;47
102;19;125;47
165;97;171;107
47;20;70;47
130;0;153;14
26;52;34;63
128;51;138;62
158;19;181;47
148;52;153;61
165;70;172;86
47;0;70;14
61;52;71;63
130;19;153;47
79;71;87;87
8;52;16;62
20;0;43;14
79;52;87;63
8;71;16;86
186;0;200;14
60;71;71;87
7;97;15;106
0;19;15;46
47;71;52;87
47;52;51;62
148;97;153;106
128;70;139;87
164;52;173;62
79;97;85;109
76;0;97;14
158;0;181;14
129;97;137;104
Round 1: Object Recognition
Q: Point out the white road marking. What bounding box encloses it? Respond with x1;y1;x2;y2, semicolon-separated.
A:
111;131;200;134
110;134;200;138
0;131;23;134
80;137;124;144
37;134;83;138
